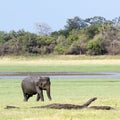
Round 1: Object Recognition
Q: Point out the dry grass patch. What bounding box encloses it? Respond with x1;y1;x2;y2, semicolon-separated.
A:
0;56;120;65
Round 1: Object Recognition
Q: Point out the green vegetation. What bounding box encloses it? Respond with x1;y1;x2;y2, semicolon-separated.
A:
0;78;120;120
1;63;120;72
0;56;120;119
0;55;120;72
0;16;120;55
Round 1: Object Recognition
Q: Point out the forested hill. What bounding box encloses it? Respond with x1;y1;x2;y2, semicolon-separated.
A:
0;16;120;56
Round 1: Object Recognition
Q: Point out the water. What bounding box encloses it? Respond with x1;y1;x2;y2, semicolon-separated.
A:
0;72;120;79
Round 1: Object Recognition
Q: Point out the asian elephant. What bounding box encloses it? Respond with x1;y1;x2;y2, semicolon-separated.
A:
21;76;52;101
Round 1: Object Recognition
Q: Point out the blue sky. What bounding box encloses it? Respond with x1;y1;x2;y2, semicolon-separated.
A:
0;0;120;33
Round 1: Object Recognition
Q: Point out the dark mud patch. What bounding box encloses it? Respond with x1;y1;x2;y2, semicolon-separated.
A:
5;97;115;110
0;72;107;76
5;105;20;109
39;97;114;110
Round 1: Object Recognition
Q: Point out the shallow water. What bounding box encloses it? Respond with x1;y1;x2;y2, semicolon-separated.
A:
0;72;120;79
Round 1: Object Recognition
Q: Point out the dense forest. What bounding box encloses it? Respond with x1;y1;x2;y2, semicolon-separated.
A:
0;16;120;56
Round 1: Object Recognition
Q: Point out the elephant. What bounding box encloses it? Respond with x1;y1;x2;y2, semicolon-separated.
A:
21;76;52;101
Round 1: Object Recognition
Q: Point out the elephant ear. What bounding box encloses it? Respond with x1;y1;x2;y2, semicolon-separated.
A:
35;81;42;87
46;77;51;84
38;76;43;81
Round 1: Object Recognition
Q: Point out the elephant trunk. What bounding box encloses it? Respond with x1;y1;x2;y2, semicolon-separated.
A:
46;85;52;100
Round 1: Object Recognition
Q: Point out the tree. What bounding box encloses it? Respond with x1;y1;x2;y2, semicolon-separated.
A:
85;16;107;25
112;17;120;26
85;25;100;39
35;23;52;36
87;39;105;55
51;29;69;38
54;35;68;54
64;16;88;31
0;31;6;43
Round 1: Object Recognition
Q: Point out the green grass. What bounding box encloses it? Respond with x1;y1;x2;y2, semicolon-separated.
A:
0;55;120;120
0;78;120;120
0;55;120;72
1;64;120;72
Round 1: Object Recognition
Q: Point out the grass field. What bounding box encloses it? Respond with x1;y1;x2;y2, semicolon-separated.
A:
0;55;120;120
0;55;120;72
0;78;120;120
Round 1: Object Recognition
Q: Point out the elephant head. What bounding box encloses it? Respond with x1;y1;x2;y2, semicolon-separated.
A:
37;77;52;101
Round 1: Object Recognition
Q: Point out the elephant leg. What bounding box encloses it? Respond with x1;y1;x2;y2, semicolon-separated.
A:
23;93;32;102
27;94;32;100
23;93;29;101
46;86;52;100
36;87;44;101
47;91;52;100
39;90;44;101
36;94;40;101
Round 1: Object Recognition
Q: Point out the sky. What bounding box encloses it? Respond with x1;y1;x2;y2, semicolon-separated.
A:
0;0;120;33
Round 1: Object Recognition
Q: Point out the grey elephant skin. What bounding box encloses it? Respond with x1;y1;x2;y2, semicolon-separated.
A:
21;76;52;101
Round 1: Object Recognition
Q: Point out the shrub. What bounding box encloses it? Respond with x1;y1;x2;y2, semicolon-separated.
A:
87;39;105;55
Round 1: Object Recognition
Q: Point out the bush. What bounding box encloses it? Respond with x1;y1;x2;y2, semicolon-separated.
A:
106;40;120;55
54;45;66;54
87;39;105;55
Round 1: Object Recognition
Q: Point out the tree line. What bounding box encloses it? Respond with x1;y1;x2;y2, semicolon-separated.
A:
0;16;120;56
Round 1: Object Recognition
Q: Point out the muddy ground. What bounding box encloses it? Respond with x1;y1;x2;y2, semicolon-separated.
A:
0;72;108;76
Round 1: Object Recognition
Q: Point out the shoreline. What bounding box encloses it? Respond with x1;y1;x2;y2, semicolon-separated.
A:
0;72;108;76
